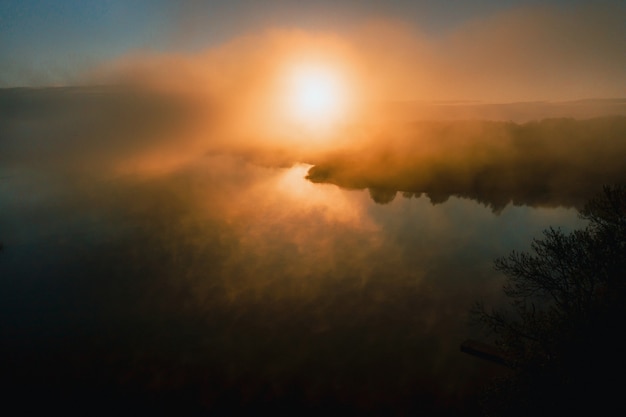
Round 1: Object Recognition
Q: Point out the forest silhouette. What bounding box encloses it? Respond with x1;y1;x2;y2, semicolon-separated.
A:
306;117;626;211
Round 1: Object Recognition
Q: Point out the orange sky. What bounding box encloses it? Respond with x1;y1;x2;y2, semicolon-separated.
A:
85;3;623;106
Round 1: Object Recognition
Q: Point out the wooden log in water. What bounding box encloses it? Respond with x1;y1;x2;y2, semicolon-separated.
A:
460;339;511;367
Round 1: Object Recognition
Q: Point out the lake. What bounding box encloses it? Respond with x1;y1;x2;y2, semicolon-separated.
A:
1;88;624;415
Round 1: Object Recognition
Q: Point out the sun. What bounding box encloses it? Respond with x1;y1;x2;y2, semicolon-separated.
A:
283;62;349;130
291;67;339;117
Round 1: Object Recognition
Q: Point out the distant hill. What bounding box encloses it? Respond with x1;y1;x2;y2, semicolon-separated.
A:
380;98;626;123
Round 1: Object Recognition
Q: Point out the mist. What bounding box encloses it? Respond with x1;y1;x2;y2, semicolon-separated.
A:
1;2;625;415
1;85;595;414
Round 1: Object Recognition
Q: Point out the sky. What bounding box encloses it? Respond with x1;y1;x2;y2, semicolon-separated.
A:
1;0;624;101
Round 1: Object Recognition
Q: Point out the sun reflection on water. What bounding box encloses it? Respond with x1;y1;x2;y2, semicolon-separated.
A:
275;163;373;227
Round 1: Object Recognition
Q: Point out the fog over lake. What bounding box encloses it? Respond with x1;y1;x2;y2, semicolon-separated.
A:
2;87;624;414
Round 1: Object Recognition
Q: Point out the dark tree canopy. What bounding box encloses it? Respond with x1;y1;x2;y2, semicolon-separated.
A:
473;185;626;416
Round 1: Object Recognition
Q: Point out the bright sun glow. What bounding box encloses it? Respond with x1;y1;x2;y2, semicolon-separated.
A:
284;63;349;130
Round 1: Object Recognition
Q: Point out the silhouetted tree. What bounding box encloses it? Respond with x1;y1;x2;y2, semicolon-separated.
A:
473;185;626;416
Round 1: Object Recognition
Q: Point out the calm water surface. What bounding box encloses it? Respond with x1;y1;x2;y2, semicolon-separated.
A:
0;89;596;414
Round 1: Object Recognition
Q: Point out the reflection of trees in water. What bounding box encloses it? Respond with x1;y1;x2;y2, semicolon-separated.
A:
473;185;626;415
307;117;626;211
